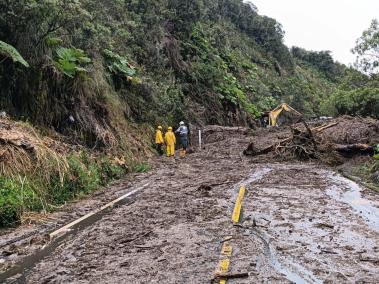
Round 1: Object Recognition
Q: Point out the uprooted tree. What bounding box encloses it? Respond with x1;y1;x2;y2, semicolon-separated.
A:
244;116;378;161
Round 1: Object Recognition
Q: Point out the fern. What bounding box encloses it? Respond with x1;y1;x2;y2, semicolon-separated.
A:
0;40;29;67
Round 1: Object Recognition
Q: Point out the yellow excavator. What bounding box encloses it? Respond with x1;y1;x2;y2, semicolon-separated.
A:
269;103;302;126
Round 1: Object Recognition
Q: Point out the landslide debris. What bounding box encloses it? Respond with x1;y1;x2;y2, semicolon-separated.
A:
0;117;70;181
244;116;379;162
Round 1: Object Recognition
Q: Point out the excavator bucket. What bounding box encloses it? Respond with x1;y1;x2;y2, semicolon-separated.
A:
269;103;302;126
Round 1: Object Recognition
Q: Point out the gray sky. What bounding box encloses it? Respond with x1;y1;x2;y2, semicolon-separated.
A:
249;0;379;65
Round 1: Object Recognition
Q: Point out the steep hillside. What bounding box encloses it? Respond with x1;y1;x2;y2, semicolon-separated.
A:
0;0;354;148
1;0;373;226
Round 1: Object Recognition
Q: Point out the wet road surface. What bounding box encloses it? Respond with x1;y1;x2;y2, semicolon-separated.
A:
1;131;378;283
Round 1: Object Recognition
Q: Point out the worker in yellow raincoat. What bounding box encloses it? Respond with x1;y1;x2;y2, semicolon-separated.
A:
164;126;176;157
155;126;164;155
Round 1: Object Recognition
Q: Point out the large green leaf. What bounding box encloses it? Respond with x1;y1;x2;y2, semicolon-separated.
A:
57;59;76;78
103;49;136;77
55;47;91;78
56;48;90;62
373;144;379;159
0;40;29;67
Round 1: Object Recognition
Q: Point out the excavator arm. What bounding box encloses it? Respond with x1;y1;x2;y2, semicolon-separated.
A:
269;103;302;126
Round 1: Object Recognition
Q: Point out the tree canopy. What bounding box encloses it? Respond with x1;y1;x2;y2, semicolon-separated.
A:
352;19;379;74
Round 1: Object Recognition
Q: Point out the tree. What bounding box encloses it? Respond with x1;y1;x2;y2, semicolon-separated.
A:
326;87;379;118
291;47;341;81
352;19;379;74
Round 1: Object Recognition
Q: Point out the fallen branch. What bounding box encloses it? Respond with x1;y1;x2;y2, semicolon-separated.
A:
332;143;374;155
320;249;338;254
220;236;233;243
212;272;249;282
312;122;339;132
119;230;152;244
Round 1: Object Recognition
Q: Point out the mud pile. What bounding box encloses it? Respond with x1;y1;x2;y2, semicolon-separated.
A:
320;116;379;145
201;125;251;144
244;116;379;161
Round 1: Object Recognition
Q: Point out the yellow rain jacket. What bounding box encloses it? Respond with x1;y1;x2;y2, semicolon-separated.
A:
165;129;176;146
165;129;176;157
155;129;164;144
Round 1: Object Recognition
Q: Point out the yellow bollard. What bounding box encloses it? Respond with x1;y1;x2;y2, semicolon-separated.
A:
232;186;246;224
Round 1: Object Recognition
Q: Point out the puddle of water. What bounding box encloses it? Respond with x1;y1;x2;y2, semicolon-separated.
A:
241;165;324;284
270;250;321;284
327;174;379;232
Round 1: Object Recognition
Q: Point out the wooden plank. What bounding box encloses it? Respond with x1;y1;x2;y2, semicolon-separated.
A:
49;183;149;239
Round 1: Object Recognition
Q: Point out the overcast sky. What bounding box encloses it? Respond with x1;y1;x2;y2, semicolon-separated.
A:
249;0;379;65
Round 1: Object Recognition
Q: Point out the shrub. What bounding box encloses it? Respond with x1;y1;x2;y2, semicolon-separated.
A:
325;87;379;118
374;144;379;160
103;49;136;77
49;152;128;205
0;178;22;227
98;156;128;183
0;177;40;227
50;153;100;204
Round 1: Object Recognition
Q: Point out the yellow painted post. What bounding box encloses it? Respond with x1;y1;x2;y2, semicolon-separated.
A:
217;241;232;284
221;242;233;257
232;186;246;224
215;186;248;284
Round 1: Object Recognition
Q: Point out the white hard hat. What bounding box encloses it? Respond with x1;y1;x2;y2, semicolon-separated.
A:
179;121;185;125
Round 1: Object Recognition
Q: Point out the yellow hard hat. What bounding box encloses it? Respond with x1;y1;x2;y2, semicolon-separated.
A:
158;126;162;129
168;126;173;130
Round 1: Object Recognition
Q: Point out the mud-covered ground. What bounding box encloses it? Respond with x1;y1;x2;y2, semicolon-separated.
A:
1;127;379;283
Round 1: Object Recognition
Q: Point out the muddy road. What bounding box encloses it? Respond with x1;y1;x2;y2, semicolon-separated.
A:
1;128;379;283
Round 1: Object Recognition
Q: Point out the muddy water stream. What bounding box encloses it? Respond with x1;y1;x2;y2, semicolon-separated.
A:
327;173;379;231
240;164;379;283
241;166;323;284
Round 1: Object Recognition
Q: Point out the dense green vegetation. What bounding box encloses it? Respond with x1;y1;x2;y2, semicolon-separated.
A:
0;151;128;227
1;1;377;131
1;0;378;226
0;0;362;137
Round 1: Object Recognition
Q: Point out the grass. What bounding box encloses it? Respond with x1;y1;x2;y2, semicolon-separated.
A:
0;117;153;228
0;151;131;228
133;162;151;173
